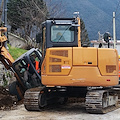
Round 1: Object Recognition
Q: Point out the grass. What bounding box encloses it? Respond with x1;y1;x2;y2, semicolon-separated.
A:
8;44;28;60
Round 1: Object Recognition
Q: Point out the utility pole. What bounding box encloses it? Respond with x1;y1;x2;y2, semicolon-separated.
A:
113;12;116;49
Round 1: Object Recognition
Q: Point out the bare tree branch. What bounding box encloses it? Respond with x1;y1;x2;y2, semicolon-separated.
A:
45;0;66;18
32;0;47;18
0;0;4;24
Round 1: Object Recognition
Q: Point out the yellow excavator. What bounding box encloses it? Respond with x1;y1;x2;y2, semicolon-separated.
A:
24;15;119;113
0;14;119;113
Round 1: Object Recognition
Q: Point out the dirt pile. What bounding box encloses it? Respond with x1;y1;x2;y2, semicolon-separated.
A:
0;86;17;110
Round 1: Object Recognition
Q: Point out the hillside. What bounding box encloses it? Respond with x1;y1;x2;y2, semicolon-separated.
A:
2;0;120;40
47;0;120;40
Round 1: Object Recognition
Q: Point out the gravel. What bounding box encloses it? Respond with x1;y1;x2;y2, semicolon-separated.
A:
0;103;120;120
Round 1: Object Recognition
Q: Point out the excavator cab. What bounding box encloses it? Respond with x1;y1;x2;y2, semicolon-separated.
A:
42;18;80;56
12;48;42;88
9;48;43;100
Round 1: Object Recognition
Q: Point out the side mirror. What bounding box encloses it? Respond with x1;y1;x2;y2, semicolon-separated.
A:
104;32;111;43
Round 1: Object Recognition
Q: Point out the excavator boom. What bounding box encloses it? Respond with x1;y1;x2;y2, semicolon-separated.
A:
0;27;14;69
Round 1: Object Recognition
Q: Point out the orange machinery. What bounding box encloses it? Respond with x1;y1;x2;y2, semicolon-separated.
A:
119;55;120;80
24;16;119;114
0;13;119;114
0;27;43;100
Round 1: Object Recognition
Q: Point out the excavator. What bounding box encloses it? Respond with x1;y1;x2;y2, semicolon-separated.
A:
0;14;119;113
0;27;43;100
24;15;119;113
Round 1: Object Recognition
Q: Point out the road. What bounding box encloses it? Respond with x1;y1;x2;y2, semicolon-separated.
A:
0;103;120;120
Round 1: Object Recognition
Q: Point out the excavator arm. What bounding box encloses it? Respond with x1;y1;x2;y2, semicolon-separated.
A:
0;46;14;69
0;27;14;69
0;27;25;100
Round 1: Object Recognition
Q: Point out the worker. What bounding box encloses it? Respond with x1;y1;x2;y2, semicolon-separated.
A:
53;32;66;42
29;55;40;74
23;68;31;88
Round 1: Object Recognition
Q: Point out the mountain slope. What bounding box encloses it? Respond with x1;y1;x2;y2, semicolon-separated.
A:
48;0;120;40
2;0;120;40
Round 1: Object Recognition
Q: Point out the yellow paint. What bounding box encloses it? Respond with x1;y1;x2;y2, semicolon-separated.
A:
77;17;81;47
41;47;119;87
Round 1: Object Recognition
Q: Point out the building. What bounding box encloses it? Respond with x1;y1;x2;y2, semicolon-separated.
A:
91;39;120;55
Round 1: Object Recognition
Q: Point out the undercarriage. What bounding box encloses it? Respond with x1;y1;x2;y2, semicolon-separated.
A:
24;86;120;113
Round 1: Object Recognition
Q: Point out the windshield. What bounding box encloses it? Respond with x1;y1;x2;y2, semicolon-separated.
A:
51;25;74;42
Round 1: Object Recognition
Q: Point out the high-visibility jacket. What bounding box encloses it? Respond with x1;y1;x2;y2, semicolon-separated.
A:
35;61;40;73
28;61;40;73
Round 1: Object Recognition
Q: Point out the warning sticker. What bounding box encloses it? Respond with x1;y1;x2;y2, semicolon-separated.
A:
62;66;71;69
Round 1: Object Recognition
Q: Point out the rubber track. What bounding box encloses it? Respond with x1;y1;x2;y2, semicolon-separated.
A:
24;87;45;111
85;89;119;114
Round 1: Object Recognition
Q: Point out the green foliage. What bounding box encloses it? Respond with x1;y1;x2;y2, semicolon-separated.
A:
7;0;22;30
80;19;90;47
8;44;27;60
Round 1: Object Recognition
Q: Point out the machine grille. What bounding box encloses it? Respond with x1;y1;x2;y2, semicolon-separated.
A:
49;57;61;62
50;50;68;57
49;65;61;72
106;65;116;73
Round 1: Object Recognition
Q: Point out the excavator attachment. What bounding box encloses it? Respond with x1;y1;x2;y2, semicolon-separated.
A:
0;27;7;44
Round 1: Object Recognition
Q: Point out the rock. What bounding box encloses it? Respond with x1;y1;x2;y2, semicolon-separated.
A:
0;86;17;110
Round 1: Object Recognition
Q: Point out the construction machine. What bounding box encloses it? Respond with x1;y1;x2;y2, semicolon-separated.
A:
0;14;119;113
0;27;43;100
23;15;120;113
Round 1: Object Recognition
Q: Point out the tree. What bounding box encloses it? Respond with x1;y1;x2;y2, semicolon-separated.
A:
0;0;4;24
44;0;66;18
80;19;90;47
7;0;48;37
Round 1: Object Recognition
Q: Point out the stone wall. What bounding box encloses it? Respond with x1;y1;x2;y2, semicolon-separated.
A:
8;32;41;49
8;32;27;48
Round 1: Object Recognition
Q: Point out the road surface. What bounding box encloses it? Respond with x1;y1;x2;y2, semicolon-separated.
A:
0;103;120;120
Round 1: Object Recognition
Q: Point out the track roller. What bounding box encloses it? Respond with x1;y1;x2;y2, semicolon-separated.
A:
85;89;119;113
24;86;46;111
